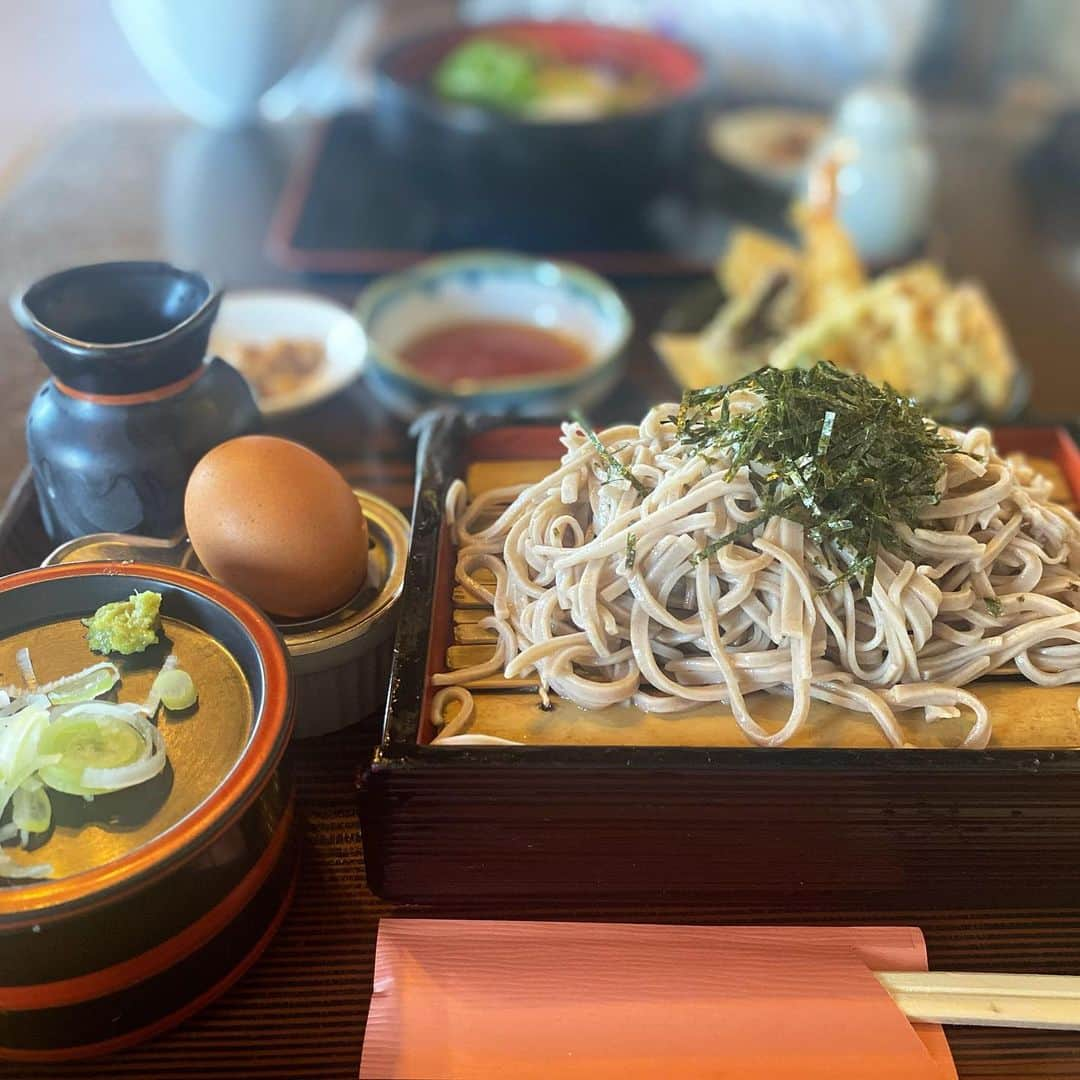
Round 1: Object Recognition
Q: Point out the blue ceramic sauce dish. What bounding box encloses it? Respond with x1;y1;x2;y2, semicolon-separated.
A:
355;251;633;418
13;261;260;543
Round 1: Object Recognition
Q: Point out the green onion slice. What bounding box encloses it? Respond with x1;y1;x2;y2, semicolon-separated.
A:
0;851;52;879
42;662;121;706
0;701;50;794
37;703;165;797
13;777;51;842
0;636;179;882
155;669;197;712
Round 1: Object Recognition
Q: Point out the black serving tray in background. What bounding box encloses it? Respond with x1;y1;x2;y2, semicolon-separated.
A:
266;111;792;277
358;412;1080;910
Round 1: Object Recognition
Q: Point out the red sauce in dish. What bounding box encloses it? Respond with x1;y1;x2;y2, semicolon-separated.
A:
400;320;588;385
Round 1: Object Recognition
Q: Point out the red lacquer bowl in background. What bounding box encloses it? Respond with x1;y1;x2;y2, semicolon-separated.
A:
374;19;709;213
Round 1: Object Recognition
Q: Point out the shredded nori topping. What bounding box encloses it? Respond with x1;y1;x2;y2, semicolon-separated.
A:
670;362;959;595
573;412;649;496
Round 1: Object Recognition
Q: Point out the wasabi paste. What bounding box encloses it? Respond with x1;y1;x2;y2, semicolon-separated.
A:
83;590;162;655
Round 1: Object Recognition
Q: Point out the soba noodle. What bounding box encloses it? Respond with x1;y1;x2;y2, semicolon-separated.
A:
433;389;1080;749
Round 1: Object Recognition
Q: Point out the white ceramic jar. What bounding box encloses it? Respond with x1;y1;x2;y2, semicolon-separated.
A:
809;84;935;265
111;0;350;128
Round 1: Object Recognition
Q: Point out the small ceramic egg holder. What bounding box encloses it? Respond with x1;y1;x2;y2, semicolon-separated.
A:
41;492;408;740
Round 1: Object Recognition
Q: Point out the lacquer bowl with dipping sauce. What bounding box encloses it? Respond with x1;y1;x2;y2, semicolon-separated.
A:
0;562;293;1062
355;251;633;418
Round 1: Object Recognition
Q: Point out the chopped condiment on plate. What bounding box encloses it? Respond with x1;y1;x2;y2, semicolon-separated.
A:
709;108;827;179
235;338;325;400
400;320;588;387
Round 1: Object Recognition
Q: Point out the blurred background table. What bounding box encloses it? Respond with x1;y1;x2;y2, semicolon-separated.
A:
2;108;1080;1078
3;104;1080;501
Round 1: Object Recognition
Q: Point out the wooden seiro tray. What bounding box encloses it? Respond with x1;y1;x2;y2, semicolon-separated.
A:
361;415;1080;908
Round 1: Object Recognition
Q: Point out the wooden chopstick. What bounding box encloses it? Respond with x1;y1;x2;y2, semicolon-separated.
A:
876;971;1080;1030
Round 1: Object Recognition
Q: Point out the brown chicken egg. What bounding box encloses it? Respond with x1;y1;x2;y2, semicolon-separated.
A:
185;436;369;619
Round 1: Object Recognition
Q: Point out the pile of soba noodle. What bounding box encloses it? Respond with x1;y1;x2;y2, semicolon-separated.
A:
434;376;1080;749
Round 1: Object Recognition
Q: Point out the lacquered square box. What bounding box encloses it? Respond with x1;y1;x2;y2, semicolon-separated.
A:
359;415;1080;910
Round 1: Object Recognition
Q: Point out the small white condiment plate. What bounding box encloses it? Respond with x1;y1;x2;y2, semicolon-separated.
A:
209;290;365;416
708;107;828;191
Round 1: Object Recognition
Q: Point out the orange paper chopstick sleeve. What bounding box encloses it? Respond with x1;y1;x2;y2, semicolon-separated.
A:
360;921;956;1080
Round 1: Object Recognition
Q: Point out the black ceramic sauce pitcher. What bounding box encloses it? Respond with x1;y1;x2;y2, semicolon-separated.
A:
13;261;261;543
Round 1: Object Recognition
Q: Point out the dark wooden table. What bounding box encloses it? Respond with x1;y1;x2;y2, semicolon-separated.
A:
2;110;1080;1079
